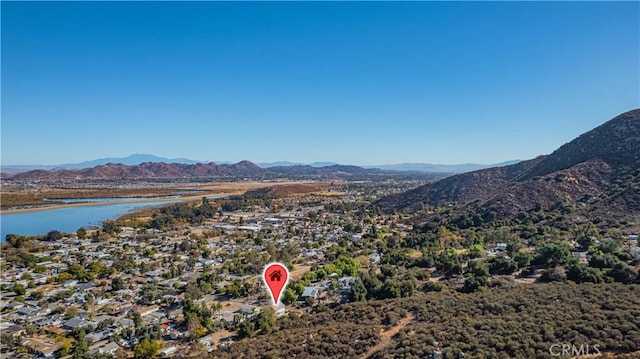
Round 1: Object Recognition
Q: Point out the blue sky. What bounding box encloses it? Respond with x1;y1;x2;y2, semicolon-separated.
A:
2;2;638;166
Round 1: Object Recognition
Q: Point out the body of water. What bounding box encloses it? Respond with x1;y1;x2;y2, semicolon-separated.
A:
0;201;174;241
0;195;229;241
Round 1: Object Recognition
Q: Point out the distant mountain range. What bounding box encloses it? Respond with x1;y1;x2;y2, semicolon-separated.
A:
1;154;206;174
1;154;518;175
377;109;640;219
256;161;340;168
59;154;205;168
365;161;521;173
3;161;443;181
4;161;262;181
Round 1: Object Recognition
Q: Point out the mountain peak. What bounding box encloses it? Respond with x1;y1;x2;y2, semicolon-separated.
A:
518;109;640;180
378;109;640;218
230;160;262;170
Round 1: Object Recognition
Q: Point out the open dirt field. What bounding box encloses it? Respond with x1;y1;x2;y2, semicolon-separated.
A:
1;181;340;213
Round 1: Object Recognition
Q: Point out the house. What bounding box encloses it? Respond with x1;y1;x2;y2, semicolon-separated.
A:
16;306;41;319
237;225;261;232
22;338;61;359
198;334;216;351
496;243;508;251
238;305;260;316
138;305;160;317
571;251;589;264
90;341;120;356
63;317;92;331
76;283;96;291
116;317;134;329
44;326;67;336
63;280;79;288
100;342;120;355
160;346;177;357
4;325;24;337
368;252;381;264
299;287;318;300
631;246;640;260
274;302;286;317
303;250;317;257
167;308;183;320
338;276;356;293
214;224;236;231
5;302;24;311
87;330;112;343
352;235;363;242
217;311;237;327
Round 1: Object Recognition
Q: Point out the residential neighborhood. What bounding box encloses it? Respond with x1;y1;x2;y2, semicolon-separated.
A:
2;181;639;358
0;188;404;358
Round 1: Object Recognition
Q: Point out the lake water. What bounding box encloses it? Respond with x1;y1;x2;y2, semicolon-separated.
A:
0;195;227;241
43;196;179;204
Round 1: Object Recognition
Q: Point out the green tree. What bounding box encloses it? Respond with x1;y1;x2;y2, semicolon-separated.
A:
72;329;89;359
467;260;489;278
257;307;277;334
566;261;604;283
351;277;367;302
111;277;127;291
575;222;599;249
514;252;532;269
608;263;639;284
133;339;159;359
45;230;62;241
489;257;518;275
76;227;87;239
187;314;207;339
533;241;571;267
237;320;255;338
12;283;26;296
282;288;298;305
65;306;79;319
102;221;122;235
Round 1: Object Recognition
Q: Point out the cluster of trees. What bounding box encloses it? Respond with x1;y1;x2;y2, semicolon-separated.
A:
220;196;270;211
182;298;222;339
284;255;361;303
51;328;114;359
148;197;215;229
133;338;160;359
356;268;416;300
531;239;640;285
237;307;277;338
370;206;639;293
212;283;640;359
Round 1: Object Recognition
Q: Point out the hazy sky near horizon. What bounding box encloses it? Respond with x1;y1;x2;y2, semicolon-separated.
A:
2;2;639;166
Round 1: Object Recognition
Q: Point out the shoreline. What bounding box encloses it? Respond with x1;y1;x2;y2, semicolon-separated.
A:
0;191;243;215
0;180;327;215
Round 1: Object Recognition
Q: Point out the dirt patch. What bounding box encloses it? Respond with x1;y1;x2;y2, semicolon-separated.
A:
361;313;415;359
289;265;312;281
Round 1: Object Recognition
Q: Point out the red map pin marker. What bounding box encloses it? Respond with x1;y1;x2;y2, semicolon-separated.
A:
263;263;289;305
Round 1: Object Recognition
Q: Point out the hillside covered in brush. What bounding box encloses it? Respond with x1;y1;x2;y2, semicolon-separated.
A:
378;109;640;221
